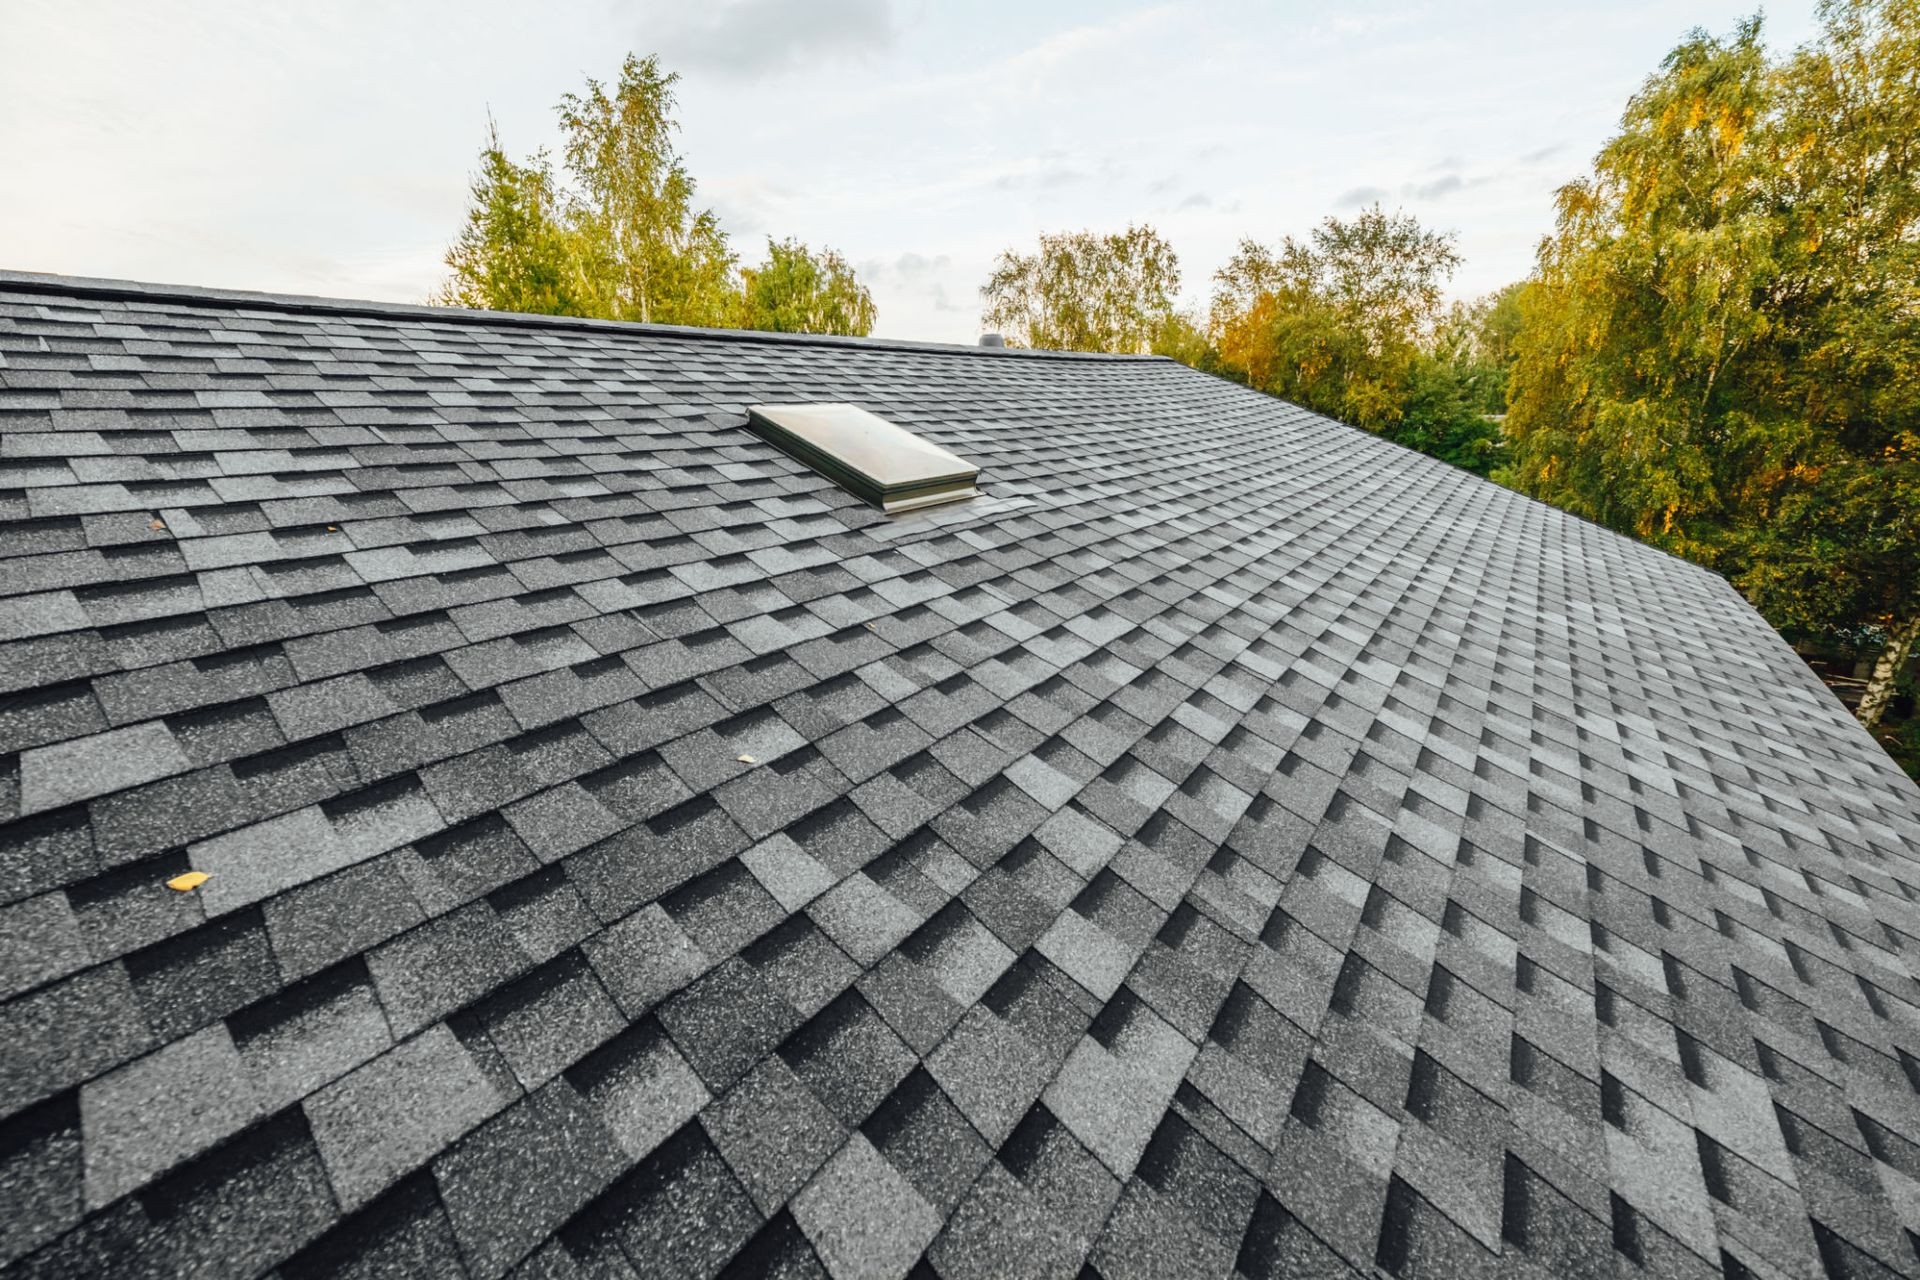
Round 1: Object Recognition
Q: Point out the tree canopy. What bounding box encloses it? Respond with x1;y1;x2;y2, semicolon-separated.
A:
438;55;873;336
1500;0;1920;728
738;238;877;337
979;225;1180;354
439;125;594;318
553;55;737;327
1207;208;1505;473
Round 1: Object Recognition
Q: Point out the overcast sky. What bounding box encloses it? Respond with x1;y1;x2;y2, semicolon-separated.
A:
2;0;1821;344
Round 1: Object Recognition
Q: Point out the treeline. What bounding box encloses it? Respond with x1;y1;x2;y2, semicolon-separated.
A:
439;56;874;336
978;214;1516;476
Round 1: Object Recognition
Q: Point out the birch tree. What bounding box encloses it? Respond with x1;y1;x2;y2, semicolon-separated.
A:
1502;0;1920;734
441;54;877;337
1208;208;1503;473
556;55;736;327
979;225;1180;354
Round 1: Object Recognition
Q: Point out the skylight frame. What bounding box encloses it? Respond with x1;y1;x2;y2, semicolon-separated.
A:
745;403;980;514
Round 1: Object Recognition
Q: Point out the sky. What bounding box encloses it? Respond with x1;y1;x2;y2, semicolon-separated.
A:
1;0;1823;345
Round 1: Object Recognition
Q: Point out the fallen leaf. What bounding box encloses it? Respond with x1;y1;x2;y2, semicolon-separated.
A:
737;754;757;764
149;519;166;531
167;871;209;892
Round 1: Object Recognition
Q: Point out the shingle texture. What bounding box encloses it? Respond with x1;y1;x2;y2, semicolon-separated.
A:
3;271;1920;1280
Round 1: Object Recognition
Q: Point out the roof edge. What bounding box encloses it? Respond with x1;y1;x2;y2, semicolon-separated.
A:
0;268;1165;362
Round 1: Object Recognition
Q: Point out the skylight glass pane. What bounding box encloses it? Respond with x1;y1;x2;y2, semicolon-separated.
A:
745;403;979;513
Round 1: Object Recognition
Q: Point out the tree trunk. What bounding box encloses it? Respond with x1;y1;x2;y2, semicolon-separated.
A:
1858;615;1920;734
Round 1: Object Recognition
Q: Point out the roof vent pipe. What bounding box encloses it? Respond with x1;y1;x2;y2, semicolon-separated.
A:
978;333;1005;348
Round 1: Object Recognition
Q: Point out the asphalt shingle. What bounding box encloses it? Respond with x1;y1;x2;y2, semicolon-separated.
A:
18;719;189;815
1;272;1918;1280
303;1022;510;1212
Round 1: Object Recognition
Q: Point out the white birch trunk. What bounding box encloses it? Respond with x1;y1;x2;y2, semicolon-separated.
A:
1858;615;1920;734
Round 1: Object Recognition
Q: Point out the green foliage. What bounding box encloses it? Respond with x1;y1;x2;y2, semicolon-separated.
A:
555;55;736;327
739;238;876;336
1205;206;1504;474
979;225;1180;354
440;54;874;336
1444;283;1524;416
1397;352;1506;475
438;125;595;316
1149;310;1212;368
1501;0;1920;645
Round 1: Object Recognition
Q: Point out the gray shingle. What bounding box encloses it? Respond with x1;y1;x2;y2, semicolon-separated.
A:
304;1024;511;1211
431;1079;625;1279
741;833;837;912
790;1134;943;1280
580;903;708;1018
0;890;90;999
79;1023;265;1206
569;1020;710;1162
471;951;622;1089
187;803;355;915
365;900;532;1036
702;1055;847;1215
18;720;189;815
262;854;426;980
0;1095;84;1268
501;783;625;862
232;965;392;1109
3;273;1919;1280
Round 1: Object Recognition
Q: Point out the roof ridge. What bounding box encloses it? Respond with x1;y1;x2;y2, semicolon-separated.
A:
0;268;1166;362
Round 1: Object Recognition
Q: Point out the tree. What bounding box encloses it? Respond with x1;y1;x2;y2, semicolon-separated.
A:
556;55;736;327
738;238;876;336
1397;307;1509;473
440;54;877;335
1149;310;1212;368
1445;282;1524;417
1208;207;1502;473
980;225;1180;353
437;124;594;316
1210;207;1461;429
1501;1;1920;733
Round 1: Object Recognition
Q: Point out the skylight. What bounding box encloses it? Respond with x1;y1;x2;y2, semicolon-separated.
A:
745;403;980;514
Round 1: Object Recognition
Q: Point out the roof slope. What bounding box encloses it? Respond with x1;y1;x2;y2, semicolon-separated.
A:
2;272;1920;1280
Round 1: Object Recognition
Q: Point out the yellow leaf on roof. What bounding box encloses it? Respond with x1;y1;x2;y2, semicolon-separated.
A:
737;754;757;764
167;871;210;892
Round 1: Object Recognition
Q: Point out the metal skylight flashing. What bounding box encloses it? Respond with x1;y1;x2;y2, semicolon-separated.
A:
745;403;980;514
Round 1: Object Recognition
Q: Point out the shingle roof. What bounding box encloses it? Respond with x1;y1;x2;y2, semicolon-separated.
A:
3;270;1920;1280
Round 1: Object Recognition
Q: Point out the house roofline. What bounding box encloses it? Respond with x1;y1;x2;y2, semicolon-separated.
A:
0;268;1165;362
